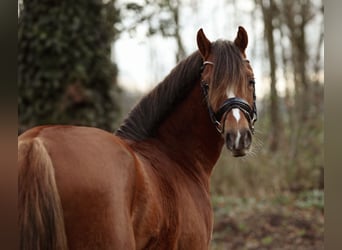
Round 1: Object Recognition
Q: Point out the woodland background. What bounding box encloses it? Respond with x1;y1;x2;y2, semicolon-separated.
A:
18;0;324;249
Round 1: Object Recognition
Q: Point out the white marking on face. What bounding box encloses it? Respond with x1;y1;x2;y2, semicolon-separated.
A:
232;108;241;123
226;89;241;123
227;89;235;99
235;130;241;149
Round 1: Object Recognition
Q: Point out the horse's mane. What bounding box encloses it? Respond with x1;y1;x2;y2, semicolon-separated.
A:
115;40;244;141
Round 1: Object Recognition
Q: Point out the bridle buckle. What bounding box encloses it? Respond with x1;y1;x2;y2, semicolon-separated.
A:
214;121;223;133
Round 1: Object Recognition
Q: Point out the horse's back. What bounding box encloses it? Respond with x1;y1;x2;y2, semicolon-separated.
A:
18;125;137;249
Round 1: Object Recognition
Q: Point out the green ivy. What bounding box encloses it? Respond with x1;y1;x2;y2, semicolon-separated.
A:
18;0;121;133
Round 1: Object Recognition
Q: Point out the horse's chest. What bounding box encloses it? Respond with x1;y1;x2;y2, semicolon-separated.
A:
145;214;211;250
151;192;213;249
134;163;213;249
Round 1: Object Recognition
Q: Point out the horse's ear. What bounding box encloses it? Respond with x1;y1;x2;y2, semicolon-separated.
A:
197;28;211;59
234;26;248;55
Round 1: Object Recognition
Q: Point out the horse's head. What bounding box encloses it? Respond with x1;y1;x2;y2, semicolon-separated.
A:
197;27;257;157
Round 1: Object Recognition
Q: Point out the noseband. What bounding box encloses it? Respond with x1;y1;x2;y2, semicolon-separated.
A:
200;60;257;134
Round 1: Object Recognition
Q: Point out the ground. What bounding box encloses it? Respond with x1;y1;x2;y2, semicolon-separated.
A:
210;191;324;250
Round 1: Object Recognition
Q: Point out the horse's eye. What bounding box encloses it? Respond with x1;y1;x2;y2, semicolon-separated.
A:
249;79;255;85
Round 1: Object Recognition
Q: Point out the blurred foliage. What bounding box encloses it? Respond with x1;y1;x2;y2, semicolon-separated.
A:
18;0;122;133
211;191;324;249
212;190;324;217
295;189;324;210
122;0;178;37
122;0;187;61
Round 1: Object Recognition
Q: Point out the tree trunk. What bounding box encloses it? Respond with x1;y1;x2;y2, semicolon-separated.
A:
170;0;186;61
258;0;281;152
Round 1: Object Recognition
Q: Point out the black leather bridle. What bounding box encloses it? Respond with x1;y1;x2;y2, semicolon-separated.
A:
200;60;257;134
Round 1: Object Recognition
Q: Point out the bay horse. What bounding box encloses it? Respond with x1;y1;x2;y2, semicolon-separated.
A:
18;27;257;250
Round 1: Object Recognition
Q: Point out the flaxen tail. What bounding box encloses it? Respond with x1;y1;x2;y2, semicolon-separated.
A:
18;138;68;250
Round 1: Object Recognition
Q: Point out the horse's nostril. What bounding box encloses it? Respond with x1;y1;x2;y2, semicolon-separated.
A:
243;130;252;149
225;132;235;150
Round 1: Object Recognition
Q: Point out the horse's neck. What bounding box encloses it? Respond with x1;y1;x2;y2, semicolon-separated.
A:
156;82;224;175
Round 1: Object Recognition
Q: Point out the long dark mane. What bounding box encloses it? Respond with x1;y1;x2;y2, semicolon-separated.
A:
115;40;244;141
115;51;203;141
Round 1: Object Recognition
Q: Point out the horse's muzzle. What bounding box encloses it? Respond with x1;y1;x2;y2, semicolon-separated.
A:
225;128;252;157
